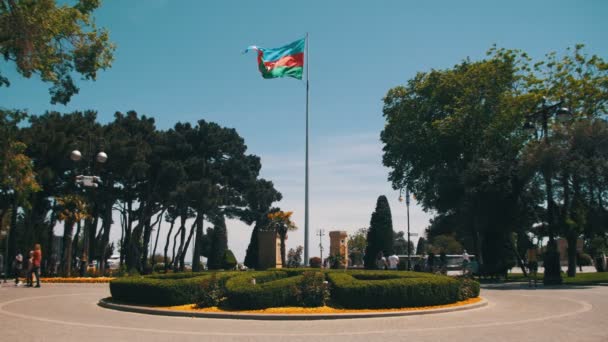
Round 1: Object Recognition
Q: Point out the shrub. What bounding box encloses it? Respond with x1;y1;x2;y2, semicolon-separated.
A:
456;277;480;300
309;257;322;268
287;246;303;268
195;273;224;308
292;271;330;307
327;270;460;308
223;250;237;270
577;253;593;266
224;271;299;309
110;272;237;306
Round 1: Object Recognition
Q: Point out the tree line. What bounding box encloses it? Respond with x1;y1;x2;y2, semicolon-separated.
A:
381;45;608;279
0;109;283;275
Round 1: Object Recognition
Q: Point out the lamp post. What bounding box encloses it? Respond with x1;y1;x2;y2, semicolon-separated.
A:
70;144;107;275
399;188;411;270
317;229;325;267
524;97;570;285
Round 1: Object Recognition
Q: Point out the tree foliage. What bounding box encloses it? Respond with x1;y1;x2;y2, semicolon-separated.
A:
1;109;281;276
0;0;115;104
364;195;393;269
381;44;608;276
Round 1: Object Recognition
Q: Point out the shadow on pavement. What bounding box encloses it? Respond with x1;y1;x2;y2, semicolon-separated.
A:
480;282;602;291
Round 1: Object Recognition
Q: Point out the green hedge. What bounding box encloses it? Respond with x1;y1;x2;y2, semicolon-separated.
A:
110;270;478;309
110;272;237;306
224;271;300;309
146;272;209;280
327;270;461;308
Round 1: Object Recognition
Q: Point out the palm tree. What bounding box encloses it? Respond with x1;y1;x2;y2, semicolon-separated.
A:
56;195;90;276
267;211;297;267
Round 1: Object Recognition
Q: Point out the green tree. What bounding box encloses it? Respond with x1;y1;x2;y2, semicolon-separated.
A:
381;48;535;276
416;237;427;255
364;195;394;269
266;210;297;267
242;179;282;269
286;245;303;268
523;45;608;278
0;0;115;104
347;227;367;266
206;214;227;270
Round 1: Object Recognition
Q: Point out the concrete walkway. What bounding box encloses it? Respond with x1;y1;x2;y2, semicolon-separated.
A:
0;282;607;342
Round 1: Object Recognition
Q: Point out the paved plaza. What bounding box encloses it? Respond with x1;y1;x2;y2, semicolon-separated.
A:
0;282;606;342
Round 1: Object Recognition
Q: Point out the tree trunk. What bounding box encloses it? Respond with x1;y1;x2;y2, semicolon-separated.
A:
71;219;81;267
99;203;113;274
567;233;577;277
163;217;176;272
280;233;286;267
192;213;204;272
179;222;196;272
62;220;75;277
140;208;154;273
151;211;164;272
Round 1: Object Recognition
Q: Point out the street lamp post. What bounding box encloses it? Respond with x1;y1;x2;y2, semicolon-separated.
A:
70;144;107;275
524;97;570;285
399;188;411;270
317;229;325;267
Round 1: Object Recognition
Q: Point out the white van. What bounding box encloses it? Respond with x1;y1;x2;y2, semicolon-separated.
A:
106;255;120;270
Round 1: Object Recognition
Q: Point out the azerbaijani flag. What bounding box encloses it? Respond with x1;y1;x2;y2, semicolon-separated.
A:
244;38;305;80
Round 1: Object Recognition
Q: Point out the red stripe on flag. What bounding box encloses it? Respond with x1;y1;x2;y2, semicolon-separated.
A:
263;52;304;70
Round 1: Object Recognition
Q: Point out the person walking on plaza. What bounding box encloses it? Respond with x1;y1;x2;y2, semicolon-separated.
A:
32;244;42;288
427;252;435;273
439;250;448;275
26;250;34;286
376;252;387;270
527;246;539;288
13;251;23;286
388;253;400;270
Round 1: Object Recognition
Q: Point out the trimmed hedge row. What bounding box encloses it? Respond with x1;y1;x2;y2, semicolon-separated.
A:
110;272;237;306
327;271;461;309
110;270;479;309
224;271;301;309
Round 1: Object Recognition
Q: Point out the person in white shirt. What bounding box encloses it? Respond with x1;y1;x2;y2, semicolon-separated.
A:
388;254;400;270
375;252;387;270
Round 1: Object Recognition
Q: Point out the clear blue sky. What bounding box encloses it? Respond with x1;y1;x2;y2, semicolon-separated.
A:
3;0;607;261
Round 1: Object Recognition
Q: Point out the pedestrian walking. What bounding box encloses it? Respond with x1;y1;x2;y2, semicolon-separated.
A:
427;252;435;273
388;253;400;270
527;247;538;288
26;250;34;287
13;251;23;286
32;244;42;288
376;252;387;270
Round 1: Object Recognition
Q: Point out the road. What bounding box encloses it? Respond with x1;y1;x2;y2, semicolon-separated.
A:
0;282;606;342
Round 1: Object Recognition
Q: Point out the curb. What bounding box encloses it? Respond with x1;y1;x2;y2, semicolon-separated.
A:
98;297;488;321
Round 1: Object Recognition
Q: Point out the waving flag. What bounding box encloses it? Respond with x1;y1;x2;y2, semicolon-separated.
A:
244;38;305;80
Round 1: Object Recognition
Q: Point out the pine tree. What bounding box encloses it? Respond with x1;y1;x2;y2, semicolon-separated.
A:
364;195;394;269
207;215;227;270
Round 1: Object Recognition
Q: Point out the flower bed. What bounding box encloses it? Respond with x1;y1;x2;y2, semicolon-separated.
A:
41;277;115;283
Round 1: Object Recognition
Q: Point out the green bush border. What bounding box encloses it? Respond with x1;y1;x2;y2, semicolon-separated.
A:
224;271;300;309
109;270;478;309
110;272;237;306
327;270;461;308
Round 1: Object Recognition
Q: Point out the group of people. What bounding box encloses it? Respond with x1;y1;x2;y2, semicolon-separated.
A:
375;251;401;270
12;244;42;288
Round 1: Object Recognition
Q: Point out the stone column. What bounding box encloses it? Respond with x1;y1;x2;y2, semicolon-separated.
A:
257;230;283;269
329;231;348;267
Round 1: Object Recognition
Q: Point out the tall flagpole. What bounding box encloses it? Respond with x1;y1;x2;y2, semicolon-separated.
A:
304;33;310;266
